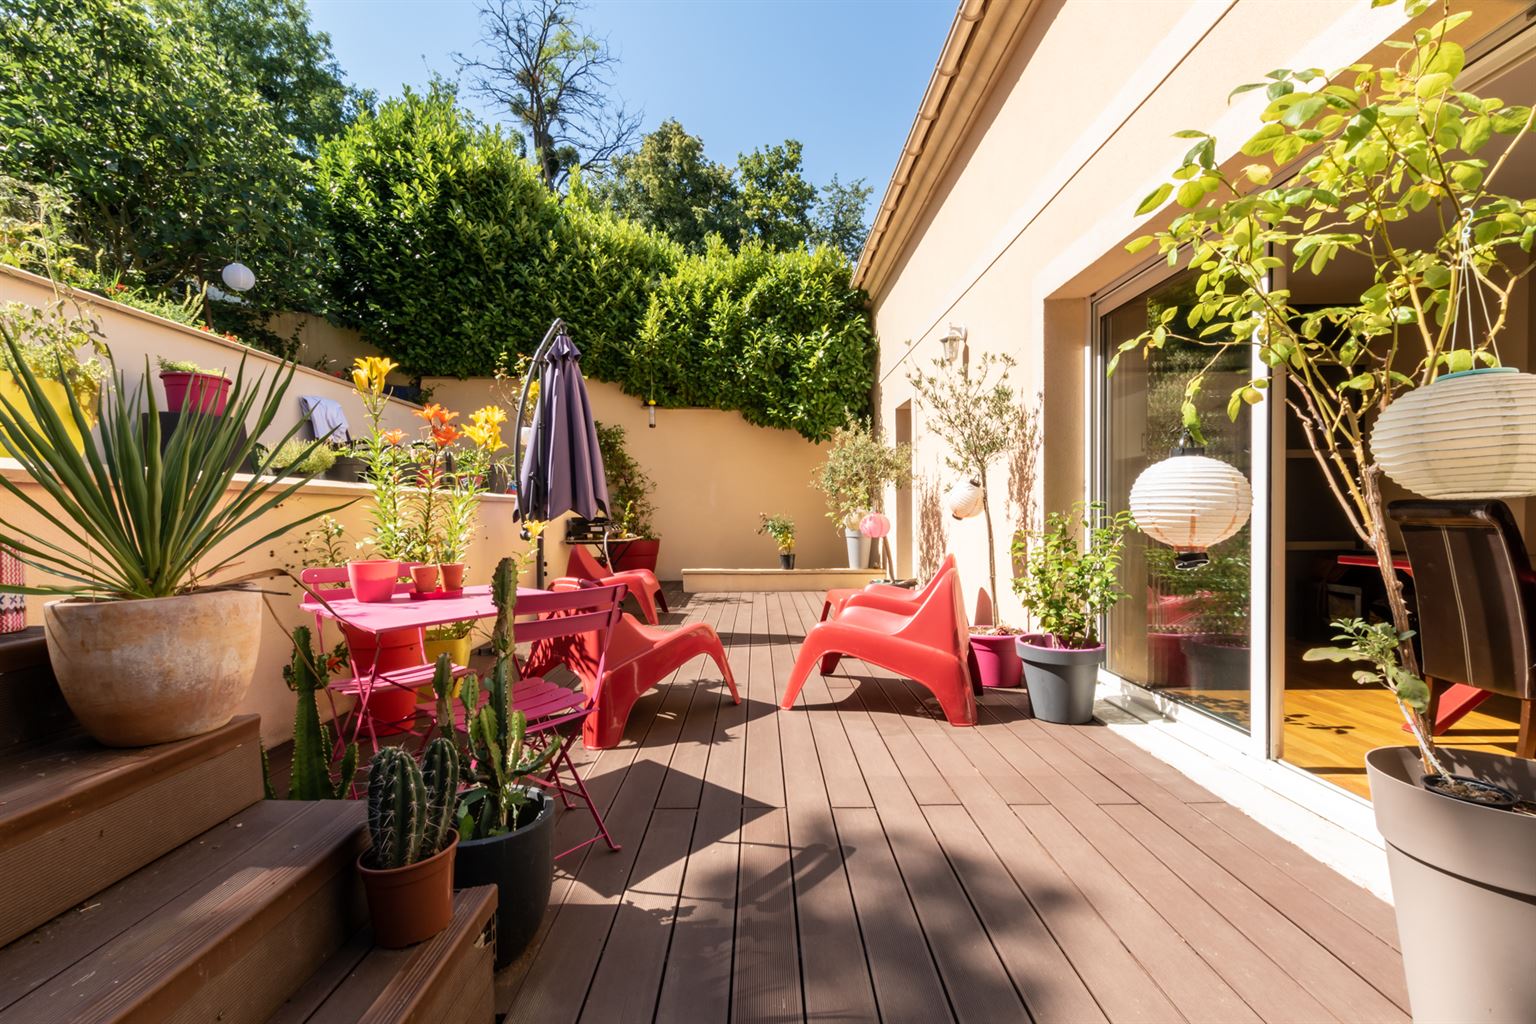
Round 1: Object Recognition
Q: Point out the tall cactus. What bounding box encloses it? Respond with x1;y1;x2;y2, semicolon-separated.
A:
490;555;516;657
283;625;357;800
420;736;460;853
366;747;427;869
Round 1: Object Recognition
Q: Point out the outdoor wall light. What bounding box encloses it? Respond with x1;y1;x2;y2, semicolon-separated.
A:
220;262;255;293
940;323;966;363
1372;367;1536;499
1130;432;1252;569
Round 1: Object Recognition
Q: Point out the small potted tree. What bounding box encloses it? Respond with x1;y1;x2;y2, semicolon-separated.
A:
596;422;661;572
812;419;910;569
758;513;796;569
156;357;232;415
356;742;460;948
1011;502;1134;724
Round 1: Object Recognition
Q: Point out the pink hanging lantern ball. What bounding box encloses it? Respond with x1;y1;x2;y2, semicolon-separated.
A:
859;512;891;539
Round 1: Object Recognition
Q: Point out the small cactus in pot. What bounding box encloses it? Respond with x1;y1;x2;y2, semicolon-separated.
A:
357;741;462;948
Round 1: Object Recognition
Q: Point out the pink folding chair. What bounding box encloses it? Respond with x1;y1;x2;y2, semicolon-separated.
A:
460;582;629;858
300;564;472;756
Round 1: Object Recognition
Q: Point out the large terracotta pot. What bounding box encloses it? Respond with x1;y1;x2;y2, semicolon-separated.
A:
43;588;261;747
613;540;660;574
343;624;425;733
359;832;459;949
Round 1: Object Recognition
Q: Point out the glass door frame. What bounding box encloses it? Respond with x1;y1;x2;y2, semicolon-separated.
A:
1087;257;1280;760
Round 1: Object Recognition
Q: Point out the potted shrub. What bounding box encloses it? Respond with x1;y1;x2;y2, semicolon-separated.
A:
596;422;660;572
812;419;910;570
908;353;1018;611
758;513;796;569
357;742;460;948
436;557;559;969
1011;502;1134;724
266;436;337;479
156;357;232;415
0;325;339;746
1121;10;1536;1018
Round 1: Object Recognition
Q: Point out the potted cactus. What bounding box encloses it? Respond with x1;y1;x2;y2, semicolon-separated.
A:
356;741;460;948
435;556;559;968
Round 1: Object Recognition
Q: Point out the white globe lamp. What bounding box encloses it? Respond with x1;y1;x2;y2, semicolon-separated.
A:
1130;435;1252;569
946;479;984;520
220;262;256;293
1370;367;1536;499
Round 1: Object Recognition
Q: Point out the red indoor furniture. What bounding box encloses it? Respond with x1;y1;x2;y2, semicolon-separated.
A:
821;552;958;621
565;542;667;625
782;567;977;726
525;578;741;749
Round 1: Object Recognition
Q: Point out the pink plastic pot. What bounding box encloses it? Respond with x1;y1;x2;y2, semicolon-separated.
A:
969;633;1023;688
347;559;400;603
160;371;231;415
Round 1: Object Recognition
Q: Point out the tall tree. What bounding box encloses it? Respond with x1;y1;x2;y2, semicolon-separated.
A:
812;174;872;264
456;0;640;189
593;119;738;250
734;140;816;251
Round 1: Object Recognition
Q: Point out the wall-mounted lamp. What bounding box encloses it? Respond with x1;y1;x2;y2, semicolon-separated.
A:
940;323;966;363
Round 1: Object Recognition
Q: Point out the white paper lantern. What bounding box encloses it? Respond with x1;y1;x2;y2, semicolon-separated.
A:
1130;447;1251;569
946;479;984;520
220;261;255;293
1371;368;1536;499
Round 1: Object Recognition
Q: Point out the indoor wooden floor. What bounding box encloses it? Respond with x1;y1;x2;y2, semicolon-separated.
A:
500;589;1409;1024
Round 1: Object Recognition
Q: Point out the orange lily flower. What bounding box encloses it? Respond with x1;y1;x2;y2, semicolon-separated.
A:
382;428;406;445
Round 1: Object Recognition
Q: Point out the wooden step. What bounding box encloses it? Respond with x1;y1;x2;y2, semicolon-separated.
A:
0;628;69;749
0;798;367;1024
268;886;498;1024
0;714;265;947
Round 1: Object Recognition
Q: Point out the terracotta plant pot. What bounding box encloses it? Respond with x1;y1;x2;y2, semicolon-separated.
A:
969;633;1022;688
439;562;466;591
454;790;555;968
43;588;261;746
358;831;459;949
1366;747;1536;1022
1016;634;1103;724
343;624;426;734
411;564;439;595
347;559;399;603
614;539;660;574
159;370;231;415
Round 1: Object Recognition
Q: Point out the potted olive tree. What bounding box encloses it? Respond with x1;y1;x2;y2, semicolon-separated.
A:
758;513;797;569
812;419;910;569
1011;502;1134;723
1121;5;1536;1018
0;325;339;746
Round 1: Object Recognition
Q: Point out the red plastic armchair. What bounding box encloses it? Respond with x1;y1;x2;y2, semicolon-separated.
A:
565;543;667;625
525;578;740;748
821;553;956;620
783;567;977;726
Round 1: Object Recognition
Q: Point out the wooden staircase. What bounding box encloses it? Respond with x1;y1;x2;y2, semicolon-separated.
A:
0;628;497;1024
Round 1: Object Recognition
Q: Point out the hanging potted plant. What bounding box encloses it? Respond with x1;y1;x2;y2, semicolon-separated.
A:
1011;502;1134;723
1121;8;1536;1018
0;326;341;746
812;419;910;570
156;356;232;415
758;513;797;569
357;742;460;948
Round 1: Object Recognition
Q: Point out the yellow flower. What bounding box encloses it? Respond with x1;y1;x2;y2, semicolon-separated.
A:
350;355;399;397
471;405;508;428
351;365;369;393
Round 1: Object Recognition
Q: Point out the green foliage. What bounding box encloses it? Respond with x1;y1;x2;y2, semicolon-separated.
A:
757;513;796;552
595;421;656;537
365;746;428;869
268;436;337;476
735;140;817;251
593;119;739;250
281;625;357;801
0;323;343;599
812;418;911;529
1304;617;1430;712
1012;502;1135;649
811;175;874;264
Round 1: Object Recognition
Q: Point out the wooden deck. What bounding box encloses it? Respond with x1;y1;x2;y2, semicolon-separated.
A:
500;589;1409;1024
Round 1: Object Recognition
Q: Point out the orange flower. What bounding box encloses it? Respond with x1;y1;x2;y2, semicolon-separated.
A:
381;428;406;445
431;424;461;448
415;403;458;426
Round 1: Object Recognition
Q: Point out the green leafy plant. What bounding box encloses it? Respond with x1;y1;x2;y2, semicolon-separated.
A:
757;512;795;553
273;625;357;800
267;436;337;476
908;353;1018;610
0;323;344;599
156;357;208;374
812;418;910;531
595;421;656;538
1116;2;1536;777
1012;502;1136;649
1304;618;1431;712
363;741;459;869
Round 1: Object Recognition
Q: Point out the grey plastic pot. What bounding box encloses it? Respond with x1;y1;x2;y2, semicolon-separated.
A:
1366;746;1536;1023
1016;635;1103;724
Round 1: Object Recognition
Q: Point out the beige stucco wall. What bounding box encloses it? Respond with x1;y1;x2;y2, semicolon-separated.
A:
424;376;843;578
866;0;1527;625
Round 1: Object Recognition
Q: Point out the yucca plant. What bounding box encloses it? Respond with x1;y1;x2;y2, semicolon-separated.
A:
0;321;347;598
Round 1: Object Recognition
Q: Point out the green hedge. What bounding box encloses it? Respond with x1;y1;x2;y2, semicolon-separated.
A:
317;84;873;441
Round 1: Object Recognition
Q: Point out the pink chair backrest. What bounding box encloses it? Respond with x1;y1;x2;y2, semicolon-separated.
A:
512;583;628;695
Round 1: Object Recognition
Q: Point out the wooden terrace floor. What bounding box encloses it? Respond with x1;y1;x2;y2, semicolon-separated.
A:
501;589;1409;1023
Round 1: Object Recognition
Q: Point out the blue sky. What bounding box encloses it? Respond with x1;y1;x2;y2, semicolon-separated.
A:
307;0;956;213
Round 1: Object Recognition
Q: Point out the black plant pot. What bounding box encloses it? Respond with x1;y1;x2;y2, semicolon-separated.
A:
1016;635;1103;724
326;454;367;483
453;789;555;968
778;553;796;570
1181;635;1249;690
